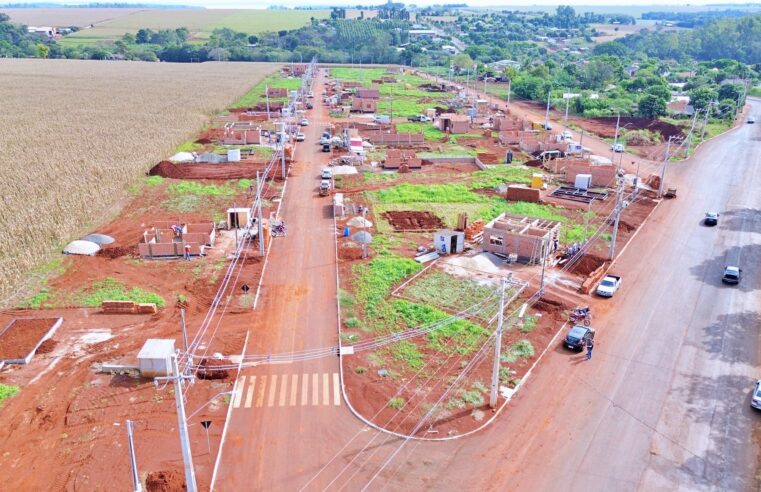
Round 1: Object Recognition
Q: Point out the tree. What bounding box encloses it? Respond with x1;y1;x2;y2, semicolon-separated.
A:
688;86;717;112
452;53;475;70
35;43;49;59
718;83;743;103
638;94;667;118
717;98;737;118
248;35;258;45
135;28;151;44
646;85;671;101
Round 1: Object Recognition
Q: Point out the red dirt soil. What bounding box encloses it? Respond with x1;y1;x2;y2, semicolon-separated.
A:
35;338;57;354
381;211;445;231
0;318;58;359
196;357;232;380
146;469;186;492
97;245;138;259
149;160;273;180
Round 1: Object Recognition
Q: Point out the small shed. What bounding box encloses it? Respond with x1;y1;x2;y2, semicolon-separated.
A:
333;193;345;217
227;208;250;229
433;229;465;254
137;339;176;378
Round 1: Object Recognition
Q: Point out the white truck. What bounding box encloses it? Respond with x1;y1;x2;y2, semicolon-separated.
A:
596;275;622;297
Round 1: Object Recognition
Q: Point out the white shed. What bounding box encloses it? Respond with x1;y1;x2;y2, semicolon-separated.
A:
137;339;176;378
433;229;465;254
333;193;345;217
227;208;250;229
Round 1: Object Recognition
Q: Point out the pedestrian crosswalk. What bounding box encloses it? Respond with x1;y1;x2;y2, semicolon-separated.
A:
232;373;342;409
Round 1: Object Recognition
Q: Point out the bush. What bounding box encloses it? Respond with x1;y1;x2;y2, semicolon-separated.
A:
501;339;535;363
388;397;406;410
0;384;20;404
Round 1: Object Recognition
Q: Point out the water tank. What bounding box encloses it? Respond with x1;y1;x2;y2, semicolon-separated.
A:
228;149;241;162
575;174;593;190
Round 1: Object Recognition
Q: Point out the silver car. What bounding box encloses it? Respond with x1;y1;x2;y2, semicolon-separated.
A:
751;380;761;409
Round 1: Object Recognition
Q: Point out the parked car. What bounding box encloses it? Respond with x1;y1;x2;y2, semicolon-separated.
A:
751;380;761;410
722;266;742;284
596;275;622;297
321;168;332;179
704;212;719;226
748;117;756;124
299;118;309;126
305;101;313;110
564;325;595;351
407;115;431;122
296;132;305;142
373;114;391;124
319;179;331;195
322;143;331;153
319;136;330;145
611;143;625;153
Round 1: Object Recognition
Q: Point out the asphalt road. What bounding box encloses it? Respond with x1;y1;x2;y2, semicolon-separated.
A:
212;78;761;491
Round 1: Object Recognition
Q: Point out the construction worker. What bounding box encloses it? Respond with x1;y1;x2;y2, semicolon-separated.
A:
183;243;191;261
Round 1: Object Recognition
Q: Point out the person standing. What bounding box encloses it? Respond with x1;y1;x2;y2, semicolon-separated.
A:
184;243;191;261
586;338;595;360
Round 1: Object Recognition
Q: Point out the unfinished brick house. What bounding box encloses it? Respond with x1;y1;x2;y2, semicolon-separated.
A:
356;88;380;99
482;213;561;264
367;133;424;146
222;122;260;145
266;87;288;98
438;113;471;134
383;149;422;170
493;115;529;131
351;98;377;113
138;222;217;259
543;157;616;187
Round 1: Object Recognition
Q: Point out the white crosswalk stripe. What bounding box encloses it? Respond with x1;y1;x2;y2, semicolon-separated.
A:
232;372;342;409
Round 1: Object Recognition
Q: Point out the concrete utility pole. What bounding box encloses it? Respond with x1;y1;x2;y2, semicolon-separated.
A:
608;176;625;260
280;121;287;179
610;112;621;163
564;94;570;121
265;85;270;121
657;137;673;199
256;171;264;256
685;107;700;155
539;236;547;296
700;103;713;141
544;88;552;129
126;420;141;492
489;278;507;409
155;354;197;492
179;307;191;373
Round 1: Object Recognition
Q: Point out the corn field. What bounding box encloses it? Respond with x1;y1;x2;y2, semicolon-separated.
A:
0;59;279;305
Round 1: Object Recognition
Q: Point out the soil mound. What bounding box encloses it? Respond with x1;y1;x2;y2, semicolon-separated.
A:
146;470;186;492
149;160;270;180
590;117;685;141
568;254;607;276
534;297;565;314
197;357;231;380
97;245;137;259
382;211;445;231
339;244;364;260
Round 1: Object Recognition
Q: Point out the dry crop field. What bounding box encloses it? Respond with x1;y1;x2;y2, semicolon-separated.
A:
0;59;278;305
0;7;142;27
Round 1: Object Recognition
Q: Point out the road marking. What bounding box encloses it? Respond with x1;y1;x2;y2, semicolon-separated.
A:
312;373;319;406
232;375;245;408
267;375;278;407
302;373;309;406
323;373;330;406
290;374;298;406
244;376;256;409
333;373;341;406
255;376;267;408
279;373;288;407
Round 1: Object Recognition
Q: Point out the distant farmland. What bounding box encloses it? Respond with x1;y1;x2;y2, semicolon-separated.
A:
50;8;331;46
0;59;278;305
0;7;141;27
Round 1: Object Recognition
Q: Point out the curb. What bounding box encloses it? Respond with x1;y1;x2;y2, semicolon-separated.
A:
253;167;290;310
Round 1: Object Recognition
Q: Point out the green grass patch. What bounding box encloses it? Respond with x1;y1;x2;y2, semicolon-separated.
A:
377;98;428;118
363;172;399;185
391;339;424;369
502;202;567;222
146;175;164;188
18;288;51;309
468;166;534;189
501;340;535;363
417;145;477;158
403;271;495;314
231;73;302;108
353;256;422;317
388;397;406;410
370;183;488;204
330;67;387;83
77;278;165;308
520;315;538;333
395;122;446;141
345;317;362;329
175;140;204;153
0;384;19;405
167;181;235;197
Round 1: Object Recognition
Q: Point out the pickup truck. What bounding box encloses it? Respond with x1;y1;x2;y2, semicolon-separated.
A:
407;115;431;122
596;275;622;297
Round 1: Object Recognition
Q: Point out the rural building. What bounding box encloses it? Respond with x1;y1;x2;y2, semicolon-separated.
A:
138;222;216;259
491;59;521;72
438;113;471;134
482;213;561;264
342;81;363;89
368;132;424;146
351;98;377;113
493;115;528;131
383;149;422;169
223;127;260;145
356;88;380;99
27;26;58;40
409;29;439;39
434;230;465;254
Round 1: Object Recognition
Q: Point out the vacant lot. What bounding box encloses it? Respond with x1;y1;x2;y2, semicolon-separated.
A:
0;7;140;27
0;58;278;306
59;8;330;45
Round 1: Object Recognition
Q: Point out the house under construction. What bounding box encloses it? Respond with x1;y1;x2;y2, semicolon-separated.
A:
482;213;561;264
138;222;216;259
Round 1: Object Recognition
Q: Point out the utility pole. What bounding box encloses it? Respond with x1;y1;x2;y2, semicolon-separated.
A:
265;86;270;121
155;354;197;492
506;78;512;109
608;176;624;260
539;236;547;296
280;121;286;178
657;137;673;199
179;307;191;374
126;420;141;492
544;87;552;129
564;94;570;121
489;278;507;409
256;171;264;256
700;104;712;141
685;107;699;155
610;112;621;163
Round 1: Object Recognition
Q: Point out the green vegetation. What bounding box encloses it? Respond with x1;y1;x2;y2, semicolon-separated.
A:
175;140;204;153
501;340;535;363
353;256;422;317
345;317;362;329
78;278;165;308
403;271;495;314
354;366;367;374
0;384;19;405
388;397;406;410
393;300;489;355
167;181;235;197
395;122;446;141
331;67;387;82
232;73;301;108
503;202;567;222
468;166;534;189
19;288;51;309
146;175;164;187
377;98;428;118
370;184;488;204
520;315;538;333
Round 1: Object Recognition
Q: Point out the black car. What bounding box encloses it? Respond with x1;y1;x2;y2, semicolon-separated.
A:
564;325;595;351
704;212;719;226
322;143;331;152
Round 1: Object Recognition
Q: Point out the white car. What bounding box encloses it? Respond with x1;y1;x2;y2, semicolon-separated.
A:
752;380;761;409
299;118;309;126
319;136;330;145
748;117;756;124
596;275;622;297
296;132;305;142
321;168;332;179
611;143;625;153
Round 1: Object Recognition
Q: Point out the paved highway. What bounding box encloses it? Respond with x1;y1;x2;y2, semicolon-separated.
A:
213;74;761;490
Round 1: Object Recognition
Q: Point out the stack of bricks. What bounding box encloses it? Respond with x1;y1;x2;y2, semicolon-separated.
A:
101;301;158;315
464;219;485;240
